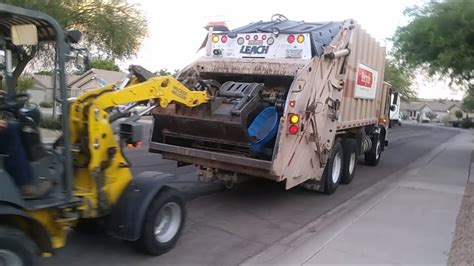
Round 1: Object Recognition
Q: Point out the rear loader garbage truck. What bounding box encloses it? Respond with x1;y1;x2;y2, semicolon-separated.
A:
149;15;390;194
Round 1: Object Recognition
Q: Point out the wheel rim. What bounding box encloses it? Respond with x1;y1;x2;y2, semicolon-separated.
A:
332;152;342;183
375;140;382;160
349;151;356;175
0;249;22;266
154;202;182;243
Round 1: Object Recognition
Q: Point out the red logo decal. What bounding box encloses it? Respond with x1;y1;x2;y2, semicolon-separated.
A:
357;68;373;88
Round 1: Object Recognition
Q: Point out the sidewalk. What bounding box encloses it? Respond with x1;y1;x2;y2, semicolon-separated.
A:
244;131;473;265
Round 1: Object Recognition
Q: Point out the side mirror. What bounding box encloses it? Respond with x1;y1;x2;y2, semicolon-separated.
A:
11;24;38;46
390;105;396;112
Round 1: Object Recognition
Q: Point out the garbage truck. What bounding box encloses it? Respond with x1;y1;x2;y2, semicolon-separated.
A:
149;15;390;194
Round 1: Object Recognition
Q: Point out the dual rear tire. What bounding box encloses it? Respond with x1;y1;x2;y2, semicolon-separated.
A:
304;137;359;194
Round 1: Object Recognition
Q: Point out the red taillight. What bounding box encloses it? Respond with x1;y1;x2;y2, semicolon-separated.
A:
221;35;228;43
262;35;267;40
289;125;299;134
245;35;251;40
253;35;259;40
289;100;296;107
287;35;295;43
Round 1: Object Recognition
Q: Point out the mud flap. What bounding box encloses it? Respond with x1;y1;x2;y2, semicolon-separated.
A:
108;171;181;241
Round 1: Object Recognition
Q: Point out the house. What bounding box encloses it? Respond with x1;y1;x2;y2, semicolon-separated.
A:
400;102;432;120
427;101;462;121
400;100;463;122
29;75;53;104
28;74;80;104
68;68;127;97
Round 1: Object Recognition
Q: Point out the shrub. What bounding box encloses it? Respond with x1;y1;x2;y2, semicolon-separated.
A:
39;117;62;130
441;115;449;126
39;101;53;108
460;118;473;129
454;110;463;119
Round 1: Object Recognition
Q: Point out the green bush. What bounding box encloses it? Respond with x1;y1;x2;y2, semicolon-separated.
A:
39;117;62;130
39;101;53;108
460;118;473;129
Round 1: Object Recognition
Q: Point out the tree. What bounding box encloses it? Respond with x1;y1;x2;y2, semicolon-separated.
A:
3;0;147;83
455;110;463;119
384;59;417;101
426;112;438;120
89;58;120;72
156;69;172;76
34;70;53;76
392;0;474;91
16;75;36;93
462;90;474;113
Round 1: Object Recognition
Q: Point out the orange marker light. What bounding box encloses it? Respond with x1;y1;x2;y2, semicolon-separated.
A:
290;114;299;124
297;35;305;43
212;35;219;43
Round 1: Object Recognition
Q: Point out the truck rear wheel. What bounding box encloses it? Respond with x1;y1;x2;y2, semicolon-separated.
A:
132;189;186;256
365;136;382;166
323;139;343;194
341;138;358;184
0;225;38;266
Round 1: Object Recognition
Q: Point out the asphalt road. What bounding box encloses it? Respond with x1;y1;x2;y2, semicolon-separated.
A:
46;123;458;265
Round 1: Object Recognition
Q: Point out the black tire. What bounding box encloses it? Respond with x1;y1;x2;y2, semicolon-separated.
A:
341;138;358;184
365;135;382;166
323;139;344;194
132;189;186;256
0;225;39;266
73;217;108;234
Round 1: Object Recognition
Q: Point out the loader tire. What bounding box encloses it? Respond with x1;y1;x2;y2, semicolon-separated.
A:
341;138;358;184
132;189;186;256
0;225;38;266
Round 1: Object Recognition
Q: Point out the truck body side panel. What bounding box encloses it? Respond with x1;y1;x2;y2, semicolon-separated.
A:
338;26;387;130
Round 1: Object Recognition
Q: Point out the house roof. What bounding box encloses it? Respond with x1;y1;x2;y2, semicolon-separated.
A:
31;74;80;90
401;100;462;112
400;102;429;111
427;102;460;112
68;68;127;89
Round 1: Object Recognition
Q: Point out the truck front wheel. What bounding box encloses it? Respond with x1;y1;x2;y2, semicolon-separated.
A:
365;136;382;166
132;189;186;256
0;226;38;266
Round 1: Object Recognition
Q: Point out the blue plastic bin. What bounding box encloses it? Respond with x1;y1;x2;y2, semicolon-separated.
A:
247;106;279;153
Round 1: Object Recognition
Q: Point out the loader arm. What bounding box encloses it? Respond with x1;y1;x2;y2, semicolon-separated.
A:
70;75;209;217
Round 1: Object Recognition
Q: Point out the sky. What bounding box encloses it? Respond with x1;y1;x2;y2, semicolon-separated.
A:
124;0;463;100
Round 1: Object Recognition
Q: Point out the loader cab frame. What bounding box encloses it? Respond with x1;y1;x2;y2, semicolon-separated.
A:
0;3;75;208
